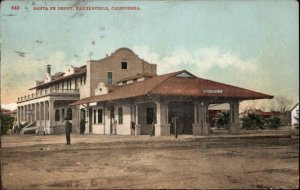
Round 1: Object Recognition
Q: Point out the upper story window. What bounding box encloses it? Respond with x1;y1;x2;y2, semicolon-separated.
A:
80;75;86;85
107;72;112;84
121;61;128;70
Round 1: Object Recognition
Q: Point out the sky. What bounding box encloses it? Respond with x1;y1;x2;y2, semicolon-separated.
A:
1;0;299;111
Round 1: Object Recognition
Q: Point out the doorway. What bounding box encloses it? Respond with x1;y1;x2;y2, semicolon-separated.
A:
168;101;194;134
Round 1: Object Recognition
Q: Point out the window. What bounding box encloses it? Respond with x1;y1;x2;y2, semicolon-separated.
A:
62;109;65;121
122;81;127;85
118;107;123;124
67;108;72;120
107;72;112;84
98;109;103;124
133;78;137;83
121;61;128;70
55;109;60;121
147;108;154;124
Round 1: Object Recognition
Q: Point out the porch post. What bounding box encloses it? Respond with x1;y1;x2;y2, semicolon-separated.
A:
36;103;40;132
28;105;31;122
135;104;141;136
32;104;35;121
24;105;27;122
201;102;210;135
229;101;240;134
155;101;170;136
17;107;20;123
192;102;202;135
49;100;54;134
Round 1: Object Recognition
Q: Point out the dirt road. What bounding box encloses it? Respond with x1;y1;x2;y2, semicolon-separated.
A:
1;135;299;189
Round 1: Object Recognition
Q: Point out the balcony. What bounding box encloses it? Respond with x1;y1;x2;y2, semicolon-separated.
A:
17;88;80;103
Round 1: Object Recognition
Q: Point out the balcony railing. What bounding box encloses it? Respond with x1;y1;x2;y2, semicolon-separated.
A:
17;88;79;103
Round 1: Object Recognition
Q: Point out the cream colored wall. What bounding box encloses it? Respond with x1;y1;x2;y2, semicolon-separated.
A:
115;105;131;135
88;49;157;96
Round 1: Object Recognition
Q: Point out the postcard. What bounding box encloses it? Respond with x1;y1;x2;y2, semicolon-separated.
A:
1;0;299;189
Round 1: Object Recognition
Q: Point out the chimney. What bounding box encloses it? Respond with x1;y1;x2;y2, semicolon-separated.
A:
46;65;51;75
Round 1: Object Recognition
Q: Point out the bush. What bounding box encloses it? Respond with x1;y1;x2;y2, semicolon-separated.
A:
214;111;230;129
241;112;264;130
265;116;281;129
0;113;14;135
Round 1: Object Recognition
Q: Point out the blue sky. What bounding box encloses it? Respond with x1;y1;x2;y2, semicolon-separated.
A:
1;0;299;110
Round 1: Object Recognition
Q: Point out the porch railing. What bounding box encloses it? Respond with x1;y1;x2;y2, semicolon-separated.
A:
17;88;79;103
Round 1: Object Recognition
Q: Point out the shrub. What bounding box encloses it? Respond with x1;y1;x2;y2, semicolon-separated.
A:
241;112;264;130
0;113;14;135
265;116;281;129
214;111;230;129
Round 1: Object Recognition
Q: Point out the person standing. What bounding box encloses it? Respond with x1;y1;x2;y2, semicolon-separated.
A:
150;120;155;136
131;121;135;136
65;118;72;145
80;119;87;134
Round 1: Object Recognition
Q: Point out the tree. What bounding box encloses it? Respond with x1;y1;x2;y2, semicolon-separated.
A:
274;96;292;112
241;112;264;130
0;113;15;135
265;116;281;129
214;111;230;129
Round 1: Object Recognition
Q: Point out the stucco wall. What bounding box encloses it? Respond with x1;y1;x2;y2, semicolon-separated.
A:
88;48;157;97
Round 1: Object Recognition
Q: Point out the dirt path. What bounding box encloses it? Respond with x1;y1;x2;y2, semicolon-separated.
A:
1;136;299;189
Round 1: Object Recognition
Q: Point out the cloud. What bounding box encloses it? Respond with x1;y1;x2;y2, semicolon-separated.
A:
1;51;84;104
1;103;17;111
133;45;257;75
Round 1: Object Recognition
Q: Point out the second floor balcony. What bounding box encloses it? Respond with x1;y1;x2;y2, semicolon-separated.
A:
17;88;80;103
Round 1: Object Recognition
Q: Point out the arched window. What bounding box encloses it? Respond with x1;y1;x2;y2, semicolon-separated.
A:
55;109;60;121
67;107;72;120
118;107;123;124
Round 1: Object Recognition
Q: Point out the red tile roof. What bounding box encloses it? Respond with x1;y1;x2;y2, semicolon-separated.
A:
71;70;273;105
116;73;156;83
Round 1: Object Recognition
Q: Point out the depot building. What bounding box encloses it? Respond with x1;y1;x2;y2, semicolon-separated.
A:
17;48;272;136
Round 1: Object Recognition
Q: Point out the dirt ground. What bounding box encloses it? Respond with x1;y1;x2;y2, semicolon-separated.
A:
1;131;299;189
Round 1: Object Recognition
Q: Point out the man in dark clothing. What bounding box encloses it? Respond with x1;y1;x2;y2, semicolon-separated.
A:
131;121;135;135
65;119;72;145
80;119;87;134
150;121;155;136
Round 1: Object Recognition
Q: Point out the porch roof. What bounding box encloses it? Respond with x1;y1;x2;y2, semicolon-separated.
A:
71;70;273;105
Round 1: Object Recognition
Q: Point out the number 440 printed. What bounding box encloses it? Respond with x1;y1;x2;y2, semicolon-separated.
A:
11;5;20;10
